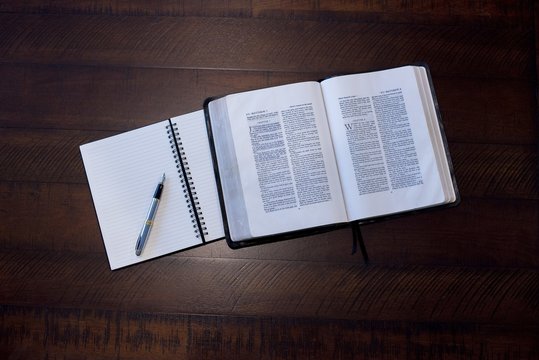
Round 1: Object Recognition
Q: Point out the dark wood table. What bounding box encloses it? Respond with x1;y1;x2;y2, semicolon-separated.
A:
1;1;538;358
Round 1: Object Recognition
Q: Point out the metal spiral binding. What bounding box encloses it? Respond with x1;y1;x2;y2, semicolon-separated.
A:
167;123;208;238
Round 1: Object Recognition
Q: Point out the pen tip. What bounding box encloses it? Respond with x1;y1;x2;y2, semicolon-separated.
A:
162;173;166;182
136;248;141;256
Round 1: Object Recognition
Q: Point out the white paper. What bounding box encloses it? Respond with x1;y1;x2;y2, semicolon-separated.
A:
223;82;348;238
80;111;223;269
321;66;447;220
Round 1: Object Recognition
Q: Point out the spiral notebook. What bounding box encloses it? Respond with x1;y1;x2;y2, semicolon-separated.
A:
80;110;224;270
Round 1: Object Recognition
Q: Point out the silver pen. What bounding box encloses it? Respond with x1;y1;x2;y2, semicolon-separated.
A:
135;173;166;256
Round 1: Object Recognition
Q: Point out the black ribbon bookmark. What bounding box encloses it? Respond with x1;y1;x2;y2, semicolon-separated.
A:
351;222;369;264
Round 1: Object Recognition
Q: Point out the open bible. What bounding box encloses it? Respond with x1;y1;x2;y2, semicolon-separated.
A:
205;65;459;248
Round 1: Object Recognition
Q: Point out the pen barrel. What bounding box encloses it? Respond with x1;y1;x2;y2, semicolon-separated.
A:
135;197;160;255
145;197;160;221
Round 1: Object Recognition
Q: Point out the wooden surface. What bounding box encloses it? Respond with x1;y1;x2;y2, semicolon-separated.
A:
1;1;538;358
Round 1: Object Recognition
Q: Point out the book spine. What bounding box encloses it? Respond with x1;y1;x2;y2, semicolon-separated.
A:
167;121;208;241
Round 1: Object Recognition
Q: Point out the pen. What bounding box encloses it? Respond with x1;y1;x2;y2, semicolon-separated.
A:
135;173;165;256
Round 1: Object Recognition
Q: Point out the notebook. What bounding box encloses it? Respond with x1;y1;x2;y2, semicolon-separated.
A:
80;110;224;270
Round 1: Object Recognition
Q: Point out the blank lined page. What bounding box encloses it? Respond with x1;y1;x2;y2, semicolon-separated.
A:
172;112;224;241
80;117;203;270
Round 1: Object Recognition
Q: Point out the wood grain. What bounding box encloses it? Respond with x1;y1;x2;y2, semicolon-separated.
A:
0;0;534;26
0;64;536;144
1;1;538;358
2;305;537;359
0;14;533;78
2;253;538;322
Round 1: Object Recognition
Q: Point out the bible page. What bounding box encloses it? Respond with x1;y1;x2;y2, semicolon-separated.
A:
321;66;448;221
213;81;348;240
